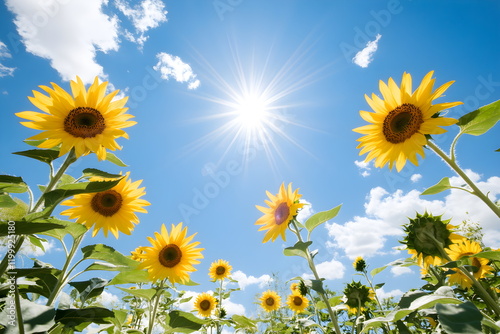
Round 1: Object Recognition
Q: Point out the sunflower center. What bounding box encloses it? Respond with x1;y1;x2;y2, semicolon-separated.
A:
265;297;275;306
64;107;106;138
91;190;123;216
274;202;290;225
159;244;182;268
383;103;423;144
293;296;303;306
216;266;226;276
200;300;211;311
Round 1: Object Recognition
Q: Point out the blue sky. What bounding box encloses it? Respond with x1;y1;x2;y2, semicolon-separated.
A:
1;0;500;322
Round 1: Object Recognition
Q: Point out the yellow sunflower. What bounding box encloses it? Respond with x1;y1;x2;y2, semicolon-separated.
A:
446;239;494;289
255;183;305;243
194;292;217;317
208;259;232;281
16;76;136;160
136;223;204;284
60;173;150;238
131;246;148;262
290;282;300;294
353;256;367;272
259;290;281;312
353;71;462;171
287;293;309;314
343;281;375;315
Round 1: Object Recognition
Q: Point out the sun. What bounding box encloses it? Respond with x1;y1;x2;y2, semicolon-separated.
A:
234;92;270;129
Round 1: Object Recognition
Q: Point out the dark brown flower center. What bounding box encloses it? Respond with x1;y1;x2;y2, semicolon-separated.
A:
200;300;211;311
383;103;423;143
265;297;275;306
64;107;106;138
159;244;182;268
216;266;226;276
274;202;290;225
293;296;303;306
91;190;122;216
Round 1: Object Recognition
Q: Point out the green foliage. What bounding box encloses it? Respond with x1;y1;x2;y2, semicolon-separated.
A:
457;99;500;136
421;177;452;195
13;148;60;164
304;204;342;235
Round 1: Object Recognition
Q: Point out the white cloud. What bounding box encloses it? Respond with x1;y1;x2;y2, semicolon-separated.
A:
222;299;246;316
390;266;413;277
355;160;371;177
0;41;15;77
353;34;381;68
303;257;345;280
154;52;200;89
95;290;120;308
326;171;500;259
6;0;120;84
115;0;167;47
296;199;313;224
376;287;404;301
410;174;422;183
231;270;272;290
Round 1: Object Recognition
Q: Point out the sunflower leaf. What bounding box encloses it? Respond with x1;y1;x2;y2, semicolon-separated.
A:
106;152;128;167
117;287;157;301
108;268;150;285
55;307;114;326
283;241;313;259
13;148;60;164
38;218;88;240
82;168;122;179
370;265;388;278
436;301;483;334
421;177;451;195
0;297;55;333
69;278;108;304
81;244;138;268
167;310;208;333
0;194;17;208
0;220;65;237
304;204;342;234
457;99;500;136
472;250;500;261
0;175;28;193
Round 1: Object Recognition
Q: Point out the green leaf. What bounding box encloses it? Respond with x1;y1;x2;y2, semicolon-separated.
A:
0;297;55;333
38;218;88;240
12;267;61;298
13;148;60;164
82;168;123;179
232;314;257;330
304;204;342;234
436;301;483;334
117;287;157;301
167;310;208;333
0;220;66;237
0;175;28;193
106;152;128;167
398;290;429;308
421;177;452;195
473;250;500;261
81;244;138;268
283;241;313;259
303;279;325;294
370;265;387;278
374;282;385;290
42;178;122;207
408;294;462;310
0;194;17;208
457;99;500;136
361;308;414;333
69;278;109;304
55;307;114;326
108;268;150;285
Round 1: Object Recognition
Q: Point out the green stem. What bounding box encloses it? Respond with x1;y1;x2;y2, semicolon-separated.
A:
427;141;500;219
0;149;77;278
147;281;164;334
290;220;343;334
216;279;223;334
14;279;25;334
46;233;85;306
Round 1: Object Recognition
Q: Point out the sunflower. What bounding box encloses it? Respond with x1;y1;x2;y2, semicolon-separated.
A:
446;239;494;289
353;256;367;273
16;76;136;160
194;292;217;317
287;293;309;314
353;71;462;172
401;212;464;268
343;281;375;315
136;223;204;284
208;259;232;281
259;290;281;312
255;183;305;243
131;246;148;262
60;173;150;238
290;282;300;294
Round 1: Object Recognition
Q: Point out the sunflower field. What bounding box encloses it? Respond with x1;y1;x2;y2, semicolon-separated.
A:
1;71;499;334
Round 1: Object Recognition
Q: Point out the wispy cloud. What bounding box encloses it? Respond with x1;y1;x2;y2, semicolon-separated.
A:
154;52;200;89
6;0;119;84
353;34;381;68
0;41;15;77
410;174;422;183
231;270;272;290
354;160;371;177
115;0;167;47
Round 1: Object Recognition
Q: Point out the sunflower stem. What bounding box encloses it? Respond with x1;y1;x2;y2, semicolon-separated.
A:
14;278;25;334
147;280;164;334
290;220;343;334
427;141;500;219
46;233;85;307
